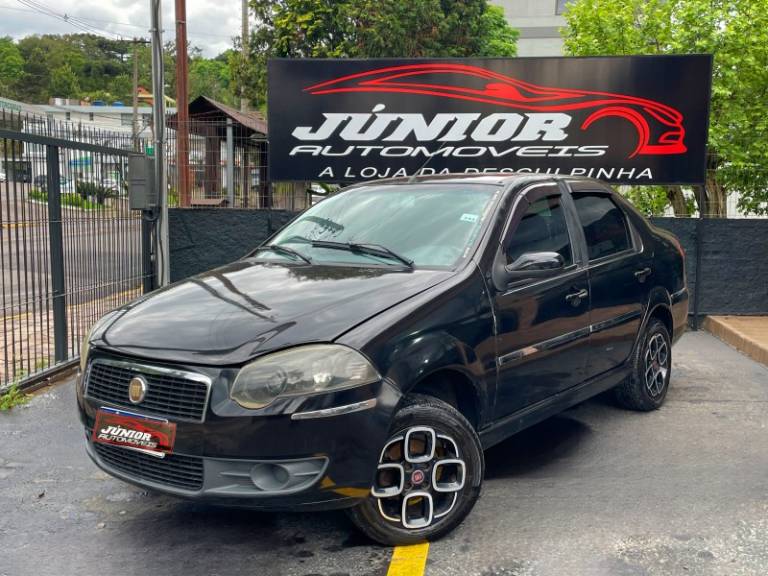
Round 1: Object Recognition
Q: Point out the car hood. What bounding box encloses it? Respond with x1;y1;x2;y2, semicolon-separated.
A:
93;259;453;365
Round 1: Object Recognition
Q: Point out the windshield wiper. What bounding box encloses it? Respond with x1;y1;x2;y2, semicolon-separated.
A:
252;244;312;264
311;240;413;268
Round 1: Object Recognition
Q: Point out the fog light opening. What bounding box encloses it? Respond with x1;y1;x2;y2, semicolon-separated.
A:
250;463;291;492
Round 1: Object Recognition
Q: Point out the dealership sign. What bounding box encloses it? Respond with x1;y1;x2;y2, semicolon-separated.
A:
268;56;712;184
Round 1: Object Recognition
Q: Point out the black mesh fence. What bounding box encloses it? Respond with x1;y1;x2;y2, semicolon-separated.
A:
0;109;149;389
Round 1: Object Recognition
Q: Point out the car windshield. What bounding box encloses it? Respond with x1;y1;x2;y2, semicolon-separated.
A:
267;183;499;268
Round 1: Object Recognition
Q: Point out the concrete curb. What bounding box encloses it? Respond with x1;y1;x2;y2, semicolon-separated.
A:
702;316;768;367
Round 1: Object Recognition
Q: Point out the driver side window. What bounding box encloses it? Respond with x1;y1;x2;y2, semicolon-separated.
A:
505;190;573;267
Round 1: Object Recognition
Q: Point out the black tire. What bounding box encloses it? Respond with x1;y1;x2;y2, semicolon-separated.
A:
346;394;484;545
615;318;672;411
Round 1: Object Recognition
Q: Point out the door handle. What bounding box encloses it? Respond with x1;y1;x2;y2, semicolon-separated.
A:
634;267;652;281
565;288;589;305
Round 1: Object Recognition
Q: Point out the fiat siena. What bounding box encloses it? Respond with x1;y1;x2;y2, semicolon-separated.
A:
77;174;687;545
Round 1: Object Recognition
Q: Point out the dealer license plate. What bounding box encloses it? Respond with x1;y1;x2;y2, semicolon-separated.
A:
92;407;176;457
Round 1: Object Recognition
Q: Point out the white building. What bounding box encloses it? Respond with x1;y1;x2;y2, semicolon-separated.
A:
0;95;176;185
0;95;44;117
39;101;176;141
492;0;569;57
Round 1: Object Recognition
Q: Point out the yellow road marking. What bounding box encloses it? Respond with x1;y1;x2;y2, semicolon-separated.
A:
386;542;430;576
2;311;29;322
2;222;40;229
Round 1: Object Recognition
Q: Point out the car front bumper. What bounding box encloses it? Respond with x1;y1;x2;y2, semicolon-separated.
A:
77;356;401;511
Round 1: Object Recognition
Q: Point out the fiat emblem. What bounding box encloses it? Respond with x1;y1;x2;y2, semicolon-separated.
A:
128;375;148;404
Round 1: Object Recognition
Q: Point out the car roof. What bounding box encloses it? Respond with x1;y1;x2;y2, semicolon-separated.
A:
348;172;610;189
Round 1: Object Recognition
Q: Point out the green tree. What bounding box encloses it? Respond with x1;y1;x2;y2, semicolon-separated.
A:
0;37;24;96
478;5;519;58
15;45;50;103
620;185;694;216
352;0;518;58
4;33;239;107
108;74;132;102
562;0;768;216
16;35;111;102
49;63;81;98
189;56;233;104
235;0;519;110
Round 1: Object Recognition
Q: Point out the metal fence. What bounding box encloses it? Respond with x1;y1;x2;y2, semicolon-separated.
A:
165;118;313;211
0;110;151;390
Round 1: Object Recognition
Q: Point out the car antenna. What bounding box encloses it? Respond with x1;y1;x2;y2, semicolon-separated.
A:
407;149;441;183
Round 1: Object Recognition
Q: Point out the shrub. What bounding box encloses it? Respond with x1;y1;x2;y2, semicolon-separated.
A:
0;383;29;411
75;181;114;205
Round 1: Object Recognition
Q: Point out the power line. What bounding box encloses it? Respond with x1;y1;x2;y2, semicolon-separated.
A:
1;3;237;40
71;13;236;40
14;0;125;39
0;4;33;14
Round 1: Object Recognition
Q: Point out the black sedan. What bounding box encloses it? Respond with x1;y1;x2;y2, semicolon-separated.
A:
77;174;688;545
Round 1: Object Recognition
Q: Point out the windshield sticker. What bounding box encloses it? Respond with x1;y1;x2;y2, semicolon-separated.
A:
460;213;479;223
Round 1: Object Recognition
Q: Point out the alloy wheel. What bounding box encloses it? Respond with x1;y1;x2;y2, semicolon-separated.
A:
371;426;466;529
644;332;669;398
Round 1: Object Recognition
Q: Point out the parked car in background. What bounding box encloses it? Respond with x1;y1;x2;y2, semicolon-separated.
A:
0;169;6;182
77;173;688;545
101;177;125;195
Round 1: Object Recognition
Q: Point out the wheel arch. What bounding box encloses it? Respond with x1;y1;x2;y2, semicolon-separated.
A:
648;302;674;337
633;287;674;355
407;368;482;430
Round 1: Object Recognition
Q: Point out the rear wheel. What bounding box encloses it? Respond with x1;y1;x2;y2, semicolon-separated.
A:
615;318;671;411
346;394;483;545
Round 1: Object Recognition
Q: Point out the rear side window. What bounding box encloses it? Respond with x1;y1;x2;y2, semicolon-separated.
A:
505;192;573;267
573;193;631;261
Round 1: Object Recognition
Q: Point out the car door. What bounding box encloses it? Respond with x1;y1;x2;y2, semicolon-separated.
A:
492;183;591;420
568;182;650;379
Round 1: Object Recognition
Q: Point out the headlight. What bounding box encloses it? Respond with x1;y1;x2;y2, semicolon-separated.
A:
230;344;380;409
79;311;119;372
80;336;91;372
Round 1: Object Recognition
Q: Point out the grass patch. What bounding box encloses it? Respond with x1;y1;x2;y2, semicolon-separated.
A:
28;188;104;210
28;188;48;202
0;383;30;411
63;194;103;210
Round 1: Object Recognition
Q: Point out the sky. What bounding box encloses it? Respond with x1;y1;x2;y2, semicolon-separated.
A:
0;0;244;57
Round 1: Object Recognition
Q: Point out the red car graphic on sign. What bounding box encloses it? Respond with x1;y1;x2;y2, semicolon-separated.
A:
304;63;687;158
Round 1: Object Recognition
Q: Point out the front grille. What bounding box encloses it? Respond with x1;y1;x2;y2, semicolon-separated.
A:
93;442;204;492
86;359;210;422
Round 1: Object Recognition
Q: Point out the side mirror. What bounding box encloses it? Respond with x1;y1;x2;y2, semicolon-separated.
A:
504;251;565;281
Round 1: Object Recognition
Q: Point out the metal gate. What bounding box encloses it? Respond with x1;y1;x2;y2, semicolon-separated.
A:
0;111;153;390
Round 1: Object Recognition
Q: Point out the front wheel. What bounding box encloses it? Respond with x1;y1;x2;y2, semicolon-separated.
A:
346;394;484;545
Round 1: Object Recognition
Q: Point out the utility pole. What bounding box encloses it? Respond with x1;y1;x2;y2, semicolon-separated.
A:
175;0;191;207
150;0;169;286
240;0;249;112
132;38;141;152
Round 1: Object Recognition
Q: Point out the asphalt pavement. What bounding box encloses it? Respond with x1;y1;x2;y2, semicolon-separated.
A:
1;183;142;313
1;331;767;576
1;185;143;384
